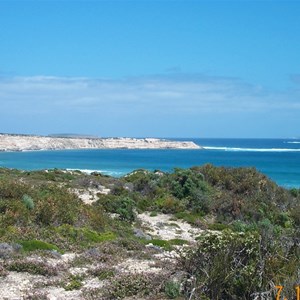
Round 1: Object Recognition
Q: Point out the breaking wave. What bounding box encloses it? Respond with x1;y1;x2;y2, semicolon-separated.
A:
202;146;300;152
66;168;124;176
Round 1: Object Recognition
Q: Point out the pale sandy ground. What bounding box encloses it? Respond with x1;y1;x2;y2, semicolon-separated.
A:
0;187;203;299
70;187;110;204
137;212;203;242
0;135;200;151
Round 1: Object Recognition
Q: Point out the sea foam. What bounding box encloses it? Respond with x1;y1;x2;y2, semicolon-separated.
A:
66;168;124;176
202;146;300;152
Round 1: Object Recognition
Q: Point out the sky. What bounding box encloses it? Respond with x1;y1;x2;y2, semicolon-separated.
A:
0;0;300;138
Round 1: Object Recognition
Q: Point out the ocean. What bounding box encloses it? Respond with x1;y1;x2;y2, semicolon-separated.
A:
0;138;299;188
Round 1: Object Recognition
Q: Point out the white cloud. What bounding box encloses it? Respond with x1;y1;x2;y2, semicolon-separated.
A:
0;74;299;137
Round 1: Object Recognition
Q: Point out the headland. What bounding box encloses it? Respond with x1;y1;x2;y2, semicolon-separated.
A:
0;134;200;151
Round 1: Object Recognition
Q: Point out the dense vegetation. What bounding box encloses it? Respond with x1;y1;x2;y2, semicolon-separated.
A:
0;165;299;299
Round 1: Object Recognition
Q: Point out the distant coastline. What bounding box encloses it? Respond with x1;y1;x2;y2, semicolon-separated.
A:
0;134;201;151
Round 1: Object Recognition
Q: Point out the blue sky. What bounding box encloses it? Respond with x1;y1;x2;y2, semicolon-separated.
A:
0;0;299;138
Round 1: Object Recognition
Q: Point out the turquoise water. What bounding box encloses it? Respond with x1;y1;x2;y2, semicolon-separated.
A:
0;138;299;188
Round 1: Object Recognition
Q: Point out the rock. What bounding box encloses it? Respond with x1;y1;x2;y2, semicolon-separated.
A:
169;271;188;283
90;171;102;176
0;243;22;258
48;250;62;259
156;222;166;228
133;228;152;240
84;248;101;258
167;271;191;295
145;243;163;252
124;182;134;192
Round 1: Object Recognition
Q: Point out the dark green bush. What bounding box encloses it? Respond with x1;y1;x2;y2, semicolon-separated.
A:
97;194;136;222
164;280;181;299
115;197;136;222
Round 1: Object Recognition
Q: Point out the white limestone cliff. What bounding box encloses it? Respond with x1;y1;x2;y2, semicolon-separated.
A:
0;134;201;151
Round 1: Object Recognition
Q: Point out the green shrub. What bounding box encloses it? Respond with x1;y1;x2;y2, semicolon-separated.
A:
167;168;206;200
150;211;158;217
89;267;115;280
97;195;136;222
181;230;261;299
34;186;81;226
164;280;181;299
64;275;83;291
19;240;60;252
174;211;204;226
290;205;300;226
207;223;230;231
0;199;30;228
179;228;299;299
54;225;116;247
187;189;211;214
22;194;34;210
275;212;293;228
154;195;184;213
146;239;172;251
116;197;136;222
169;238;188;246
289;188;298;197
0;178;30;200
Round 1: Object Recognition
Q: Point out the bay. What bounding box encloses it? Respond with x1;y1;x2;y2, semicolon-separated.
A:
0;138;299;188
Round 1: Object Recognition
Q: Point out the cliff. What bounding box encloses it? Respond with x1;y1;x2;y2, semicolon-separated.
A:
0;134;201;151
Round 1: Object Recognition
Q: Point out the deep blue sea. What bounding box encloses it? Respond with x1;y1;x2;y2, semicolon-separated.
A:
0;138;300;188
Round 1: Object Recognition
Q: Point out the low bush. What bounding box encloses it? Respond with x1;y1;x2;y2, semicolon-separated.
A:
53;225;116;248
22;194;34;210
103;273;162;299
64;274;83;291
89;267;115;280
145;239;173;251
164;280;181;299
97;195;136;222
19;239;60;252
33;185;81;226
0;264;8;277
179;229;299;299
7;260;58;276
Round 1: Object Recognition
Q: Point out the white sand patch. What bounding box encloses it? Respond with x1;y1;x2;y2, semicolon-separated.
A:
137;212;203;242
61;253;77;263
68;267;89;276
0;272;45;299
39;287;83;300
70;187;110;204
42;252;77;268
116;258;162;274
82;277;105;290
